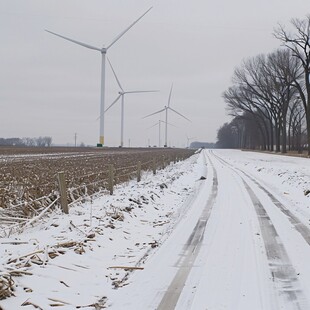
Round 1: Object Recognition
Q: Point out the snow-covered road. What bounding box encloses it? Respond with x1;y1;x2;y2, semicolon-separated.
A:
112;150;310;310
1;149;310;310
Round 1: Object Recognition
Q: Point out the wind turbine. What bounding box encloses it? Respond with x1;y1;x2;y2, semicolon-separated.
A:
143;84;191;147
105;58;158;147
187;136;196;148
148;120;176;147
45;7;152;147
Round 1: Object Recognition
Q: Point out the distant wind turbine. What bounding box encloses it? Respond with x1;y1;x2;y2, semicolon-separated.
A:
143;84;190;147
45;7;152;147
105;58;158;147
187;136;196;148
148;120;176;147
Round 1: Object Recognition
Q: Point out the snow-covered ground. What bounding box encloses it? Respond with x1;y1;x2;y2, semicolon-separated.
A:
1;149;310;310
0;150;205;309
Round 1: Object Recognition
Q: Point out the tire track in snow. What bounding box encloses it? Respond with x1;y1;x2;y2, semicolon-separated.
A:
240;171;310;245
211;151;307;309
156;152;218;310
243;181;305;309
213;151;310;246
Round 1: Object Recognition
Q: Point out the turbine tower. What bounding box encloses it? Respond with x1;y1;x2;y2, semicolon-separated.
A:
45;7;152;147
143;84;190;147
187;136;196;148
105;58;158;147
148;120;176;147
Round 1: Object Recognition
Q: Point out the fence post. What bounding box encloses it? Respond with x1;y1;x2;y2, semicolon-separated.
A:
57;172;69;214
152;158;156;175
109;164;114;195
137;161;141;182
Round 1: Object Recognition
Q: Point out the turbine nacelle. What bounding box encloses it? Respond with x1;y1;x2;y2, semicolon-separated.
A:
100;47;107;54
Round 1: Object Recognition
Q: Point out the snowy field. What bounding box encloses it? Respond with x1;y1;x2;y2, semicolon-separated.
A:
1;149;310;310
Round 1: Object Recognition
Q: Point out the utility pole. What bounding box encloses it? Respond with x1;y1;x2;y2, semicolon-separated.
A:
159;120;161;147
74;133;77;147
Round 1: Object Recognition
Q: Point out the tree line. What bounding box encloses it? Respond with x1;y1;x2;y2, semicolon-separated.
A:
217;15;310;154
0;136;52;147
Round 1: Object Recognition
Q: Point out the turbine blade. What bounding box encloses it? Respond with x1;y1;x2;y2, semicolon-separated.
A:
45;30;101;51
142;108;166;119
147;123;159;129
105;94;122;112
168;83;173;107
106;7;153;49
124;90;159;94
167;121;178;128
169;107;191;122
159;120;177;127
107;58;124;92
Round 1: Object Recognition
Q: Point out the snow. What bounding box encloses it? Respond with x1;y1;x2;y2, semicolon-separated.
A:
0;151;203;309
1;149;310;310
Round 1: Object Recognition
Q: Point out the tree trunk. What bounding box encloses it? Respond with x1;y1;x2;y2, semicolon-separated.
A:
281;114;287;153
306;112;310;155
269;120;274;151
274;120;280;153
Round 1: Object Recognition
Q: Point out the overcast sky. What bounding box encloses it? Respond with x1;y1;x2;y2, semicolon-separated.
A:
0;0;309;147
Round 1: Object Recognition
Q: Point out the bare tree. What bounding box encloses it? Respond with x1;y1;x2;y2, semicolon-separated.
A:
224;49;301;152
35;137;45;147
44;136;52;147
223;86;270;150
22;137;35;146
32;136;53;147
288;99;306;152
274;15;310;154
216;115;263;149
263;49;301;153
216;122;238;148
224;56;277;150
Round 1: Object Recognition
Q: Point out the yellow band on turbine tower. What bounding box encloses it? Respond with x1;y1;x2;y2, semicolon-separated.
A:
100;136;104;145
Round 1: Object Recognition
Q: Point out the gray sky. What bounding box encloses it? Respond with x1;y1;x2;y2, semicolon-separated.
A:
0;0;309;147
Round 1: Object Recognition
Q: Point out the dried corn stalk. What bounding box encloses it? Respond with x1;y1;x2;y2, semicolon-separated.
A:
0;273;15;300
